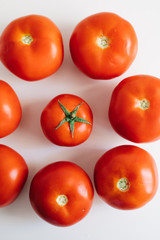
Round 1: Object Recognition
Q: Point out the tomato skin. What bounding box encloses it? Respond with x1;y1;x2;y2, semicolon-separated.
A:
109;75;160;143
70;12;137;79
0;80;21;138
0;15;63;81
94;145;158;210
41;94;93;146
0;144;28;207
29;161;94;227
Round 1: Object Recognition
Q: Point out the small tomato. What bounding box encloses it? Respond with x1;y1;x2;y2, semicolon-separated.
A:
70;12;138;79
109;75;160;143
29;161;94;226
0;15;63;81
0;80;21;138
41;94;93;146
0;144;28;207
94;145;158;210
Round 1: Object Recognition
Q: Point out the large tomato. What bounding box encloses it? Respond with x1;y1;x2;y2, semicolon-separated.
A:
0;144;28;207
0;15;63;81
94;145;158;210
41;94;93;146
0;80;21;138
70;12;138;79
109;75;160;143
29;161;94;227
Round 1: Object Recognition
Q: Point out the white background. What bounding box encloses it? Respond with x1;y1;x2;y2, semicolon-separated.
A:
0;0;160;239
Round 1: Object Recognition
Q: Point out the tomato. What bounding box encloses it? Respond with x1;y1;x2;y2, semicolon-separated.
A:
0;80;21;138
70;12;138;80
29;161;94;226
0;144;28;207
41;94;93;146
0;15;63;81
109;75;160;143
94;145;158;210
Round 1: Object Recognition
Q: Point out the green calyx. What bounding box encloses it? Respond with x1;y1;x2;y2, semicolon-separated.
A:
54;100;92;138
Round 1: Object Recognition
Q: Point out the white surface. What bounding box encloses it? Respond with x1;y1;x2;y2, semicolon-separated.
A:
0;0;160;239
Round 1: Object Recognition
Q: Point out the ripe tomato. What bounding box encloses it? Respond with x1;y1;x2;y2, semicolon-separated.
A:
0;15;63;81
0;80;21;138
29;161;94;227
41;94;93;146
0;144;28;207
94;145;158;210
109;75;160;143
70;12;138;79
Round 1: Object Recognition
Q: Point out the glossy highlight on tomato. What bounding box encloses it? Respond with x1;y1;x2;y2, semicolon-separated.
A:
0;15;63;81
29;161;94;227
70;12;138;79
41;94;93;146
109;75;160;143
0;80;21;138
94;145;158;210
0;144;28;207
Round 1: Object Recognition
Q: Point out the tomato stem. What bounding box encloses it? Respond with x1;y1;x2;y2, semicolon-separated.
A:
117;178;130;192
139;99;150;110
21;35;33;45
97;36;110;49
56;195;68;206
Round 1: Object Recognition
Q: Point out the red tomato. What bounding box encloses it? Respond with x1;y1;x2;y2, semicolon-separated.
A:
0;144;28;207
94;145;158;210
29;161;94;227
0;15;63;81
70;12;138;79
109;75;160;143
41;94;93;146
0;80;21;138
